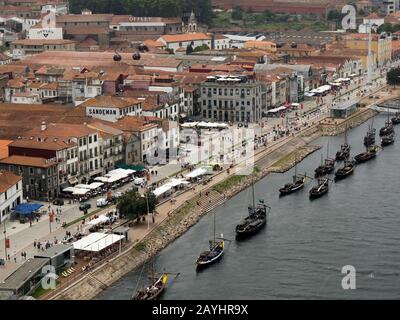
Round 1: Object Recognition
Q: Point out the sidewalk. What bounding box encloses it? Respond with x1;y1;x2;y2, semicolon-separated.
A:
0;68;390;282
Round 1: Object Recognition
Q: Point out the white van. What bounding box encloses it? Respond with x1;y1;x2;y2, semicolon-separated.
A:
96;198;108;207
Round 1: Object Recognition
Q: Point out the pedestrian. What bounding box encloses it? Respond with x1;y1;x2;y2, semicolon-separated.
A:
33;241;36;248
152;215;155;223
7;254;10;261
155;170;158;175
14;257;16;263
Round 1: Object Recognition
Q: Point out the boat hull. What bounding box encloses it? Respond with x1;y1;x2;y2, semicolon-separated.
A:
196;249;224;269
334;168;354;181
279;183;304;196
309;188;328;199
355;153;376;163
235;218;266;239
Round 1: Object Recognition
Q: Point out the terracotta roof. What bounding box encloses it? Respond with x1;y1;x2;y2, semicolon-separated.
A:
12;39;75;45
12;92;39;98
64;26;110;35
0;155;57;168
0;169;21;194
56;14;113;23
109;116;158;133
80;96;141;109
0;52;11;61
27;123;97;139
143;39;165;48
0;140;12;160
87;122;123;136
10;137;76;151
7;78;25;88
159;33;211;43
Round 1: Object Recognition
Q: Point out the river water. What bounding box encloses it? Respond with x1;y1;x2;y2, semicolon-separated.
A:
97;113;400;300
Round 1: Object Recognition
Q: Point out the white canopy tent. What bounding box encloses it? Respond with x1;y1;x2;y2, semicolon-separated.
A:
94;177;109;183
72;232;124;252
267;106;286;113
153;184;172;197
87;215;110;226
75;184;92;189
62;187;75;193
185;168;208;179
72;188;91;196
88;182;104;189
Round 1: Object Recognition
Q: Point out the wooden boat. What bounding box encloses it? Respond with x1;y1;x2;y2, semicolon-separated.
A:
380;108;394;136
355;145;379;163
391;112;400;125
381;133;395;146
197;210;225;268
279;153;310;196
132;273;168;300
363;121;376;147
309;177;329;199
336;126;350;161
315;143;335;177
236;174;270;239
379;122;394;136
334;159;355;181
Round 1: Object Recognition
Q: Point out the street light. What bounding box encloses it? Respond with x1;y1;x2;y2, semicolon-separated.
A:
141;193;151;231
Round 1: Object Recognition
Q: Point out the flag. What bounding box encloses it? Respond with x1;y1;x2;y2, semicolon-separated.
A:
5;238;10;249
49;210;54;222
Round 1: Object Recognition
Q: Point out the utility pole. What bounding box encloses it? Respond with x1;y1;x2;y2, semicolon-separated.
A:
3;219;7;262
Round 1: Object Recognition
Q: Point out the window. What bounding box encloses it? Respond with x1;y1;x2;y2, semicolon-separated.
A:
89;136;92;144
94;135;97;142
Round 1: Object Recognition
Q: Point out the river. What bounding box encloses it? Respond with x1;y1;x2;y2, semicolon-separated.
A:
96;113;400;300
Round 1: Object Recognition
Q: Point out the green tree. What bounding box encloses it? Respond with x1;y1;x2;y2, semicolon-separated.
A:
117;190;158;221
327;9;341;21
193;44;209;52
378;23;394;34
387;67;400;87
231;5;243;20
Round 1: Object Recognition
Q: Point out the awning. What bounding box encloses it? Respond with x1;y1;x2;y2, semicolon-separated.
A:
94;177;109;183
153;184;173;197
75;184;92;189
72;188;91;195
62;187;75;193
88;182;104;189
87;215;109;226
116;163;145;171
185;168;208;179
73;232;124;252
13;203;43;216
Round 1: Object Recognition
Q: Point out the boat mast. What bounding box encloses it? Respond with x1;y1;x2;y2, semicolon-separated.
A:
213;210;216;245
294;153;297;180
251;173;255;210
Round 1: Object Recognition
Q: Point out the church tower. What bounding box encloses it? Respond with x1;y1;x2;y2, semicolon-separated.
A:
187;11;197;33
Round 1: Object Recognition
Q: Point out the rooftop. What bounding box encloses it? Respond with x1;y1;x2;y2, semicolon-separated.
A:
0;258;49;293
0;169;21;193
80;96;141;109
158;33;211;43
0;155;58;168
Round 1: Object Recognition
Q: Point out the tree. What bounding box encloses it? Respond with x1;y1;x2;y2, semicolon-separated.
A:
231;5;243;20
193;44;209;52
327;9;341;21
387;67;400;87
186;44;194;55
117;190;158;221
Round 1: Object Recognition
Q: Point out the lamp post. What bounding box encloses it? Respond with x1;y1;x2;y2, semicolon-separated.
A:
3;218;7;263
48;204;52;233
141;193;150;231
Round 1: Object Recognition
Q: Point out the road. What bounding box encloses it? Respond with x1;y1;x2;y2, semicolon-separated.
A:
0;63;393;281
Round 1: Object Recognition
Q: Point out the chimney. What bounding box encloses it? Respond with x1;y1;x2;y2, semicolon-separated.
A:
41;121;47;131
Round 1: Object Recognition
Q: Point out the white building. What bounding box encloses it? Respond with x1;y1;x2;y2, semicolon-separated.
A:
358;13;385;33
28;26;64;40
81;96;143;122
0;170;23;223
157;33;212;53
11;92;41;104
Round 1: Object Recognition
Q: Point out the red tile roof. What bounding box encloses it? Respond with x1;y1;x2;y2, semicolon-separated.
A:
0;169;21;193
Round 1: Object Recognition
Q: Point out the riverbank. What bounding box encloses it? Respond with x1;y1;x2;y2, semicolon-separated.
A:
53;105;379;300
53;127;323;300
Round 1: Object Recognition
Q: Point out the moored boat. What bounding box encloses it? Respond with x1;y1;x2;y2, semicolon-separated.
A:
381;133;395;146
355;145;379;164
309;177;329;199
334;159;355;181
132;273;168;300
336;126;350;161
391;112;400;125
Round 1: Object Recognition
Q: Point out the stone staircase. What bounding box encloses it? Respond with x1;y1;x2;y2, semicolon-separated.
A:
196;190;226;213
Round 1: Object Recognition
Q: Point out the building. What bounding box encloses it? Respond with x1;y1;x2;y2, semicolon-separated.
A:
244;40;277;52
0;257;49;297
358;13;385;33
330;99;359;118
81;96;143;122
0;169;22;222
109;15;182;34
10;39;75;57
0;155;59;200
109;116;159;164
86;122;124;172
157;33;212;53
199;75;264;123
344;33;392;67
34;244;74;272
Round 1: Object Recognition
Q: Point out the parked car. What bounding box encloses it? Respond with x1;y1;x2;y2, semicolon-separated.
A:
53;198;64;206
96;198;108;207
79;202;91;211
